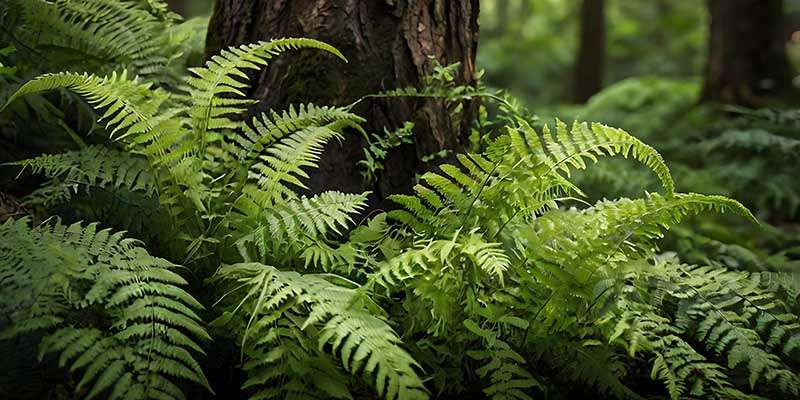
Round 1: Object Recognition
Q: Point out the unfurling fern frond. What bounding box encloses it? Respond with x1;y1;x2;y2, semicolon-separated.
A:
0;218;210;400
213;263;428;400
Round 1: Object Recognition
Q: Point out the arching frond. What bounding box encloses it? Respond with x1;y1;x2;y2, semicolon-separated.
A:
186;38;345;138
509;119;674;196
232;104;365;162
4;70;169;140
12;0;172;75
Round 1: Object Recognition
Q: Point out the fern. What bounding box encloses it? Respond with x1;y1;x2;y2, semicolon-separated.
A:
4;70;169;140
607;254;800;399
234;191;369;273
0;217;210;399
464;318;542;400
3;37;356;249
213;263;427;400
243;125;344;204
509;119;674;195
4;10;798;399
235;103;366;163
8;145;156;197
186;38;345;140
7;0;174;75
362;110;767;397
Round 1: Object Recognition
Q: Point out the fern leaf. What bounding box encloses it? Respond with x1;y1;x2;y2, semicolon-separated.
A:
9;145;156;198
0;218;210;399
187;38;345;138
4;70;168;139
214;263;427;400
511;119;674;196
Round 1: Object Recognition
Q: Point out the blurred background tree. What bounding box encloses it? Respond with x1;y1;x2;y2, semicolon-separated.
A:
478;0;709;105
702;0;793;106
573;0;605;102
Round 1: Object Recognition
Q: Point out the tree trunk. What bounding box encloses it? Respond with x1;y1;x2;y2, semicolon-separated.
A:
573;0;605;103
205;0;480;203
165;0;188;16
496;0;510;34
701;0;793;105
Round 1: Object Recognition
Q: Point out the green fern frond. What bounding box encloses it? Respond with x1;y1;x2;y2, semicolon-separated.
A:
213;263;427;400
0;218;210;400
187;38;345;138
587;192;757;246
234;104;365;162
510;119;674;196
13;0;171;75
4;70;168;139
9;145;156;197
649;335;753;400
234;191;368;272
610;256;800;399
240;125;344;205
465;321;541;400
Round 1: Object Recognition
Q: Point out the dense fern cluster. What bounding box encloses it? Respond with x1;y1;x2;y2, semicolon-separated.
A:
1;0;181;77
2;2;800;400
0;217;209;400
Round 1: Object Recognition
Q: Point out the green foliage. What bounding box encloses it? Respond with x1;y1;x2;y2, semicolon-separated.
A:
2;2;800;400
9;145;155;195
566;78;800;271
577;77;699;141
6;70;169;140
213;263;427;400
360;121;415;184
608;254;800;399
1;0;181;77
1;11;383;395
0;217;209;400
478;0;706;104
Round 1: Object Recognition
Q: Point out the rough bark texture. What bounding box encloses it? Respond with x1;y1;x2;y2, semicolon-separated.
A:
205;0;480;205
701;0;793;106
573;0;605;103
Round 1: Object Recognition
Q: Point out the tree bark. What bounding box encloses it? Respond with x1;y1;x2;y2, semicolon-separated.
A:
573;0;605;103
701;0;793;105
165;0;188;16
205;0;480;204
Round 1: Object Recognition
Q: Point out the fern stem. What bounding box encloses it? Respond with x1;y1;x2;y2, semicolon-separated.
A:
57;119;87;149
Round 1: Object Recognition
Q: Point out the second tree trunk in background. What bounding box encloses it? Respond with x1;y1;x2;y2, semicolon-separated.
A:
573;0;606;103
701;0;793;105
